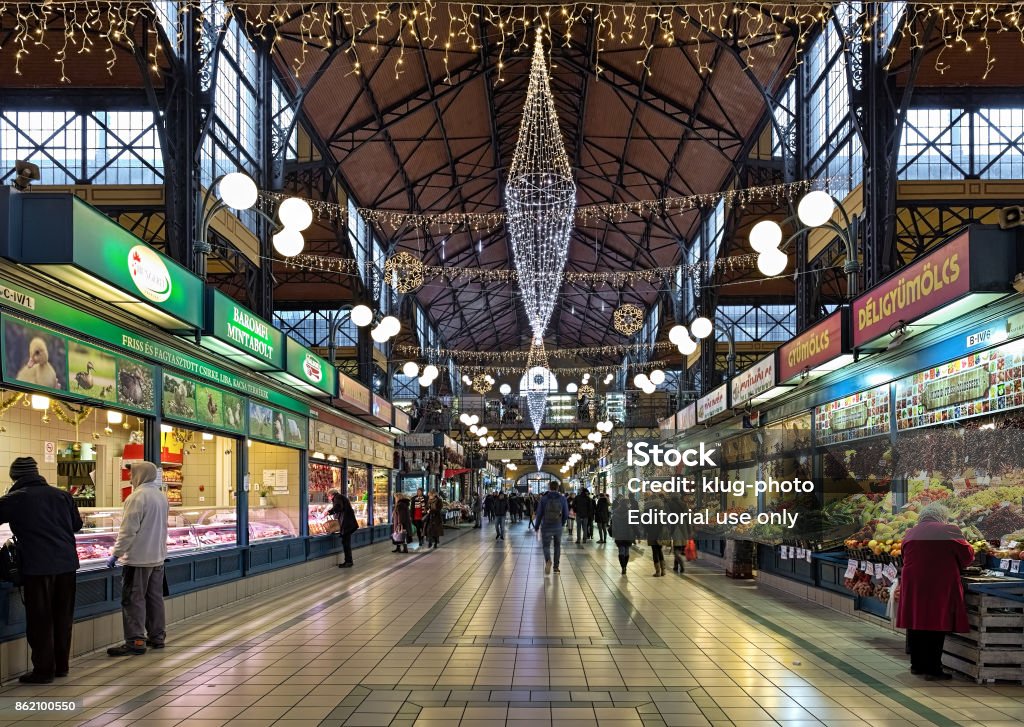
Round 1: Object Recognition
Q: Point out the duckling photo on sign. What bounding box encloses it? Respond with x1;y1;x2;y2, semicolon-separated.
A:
2;318;67;392
68;341;117;402
118;361;155;410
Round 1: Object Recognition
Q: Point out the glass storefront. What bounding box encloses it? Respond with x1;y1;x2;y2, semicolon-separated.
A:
347;462;369;527
247;440;301;541
308;459;342;536
373;467;391;524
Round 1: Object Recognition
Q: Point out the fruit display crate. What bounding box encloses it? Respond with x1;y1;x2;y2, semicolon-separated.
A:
942;581;1024;683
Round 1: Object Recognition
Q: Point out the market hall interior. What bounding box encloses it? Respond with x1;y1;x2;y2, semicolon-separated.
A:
0;521;1021;727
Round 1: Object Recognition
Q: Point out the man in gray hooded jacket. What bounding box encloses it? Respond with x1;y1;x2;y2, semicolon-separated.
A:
107;462;169;656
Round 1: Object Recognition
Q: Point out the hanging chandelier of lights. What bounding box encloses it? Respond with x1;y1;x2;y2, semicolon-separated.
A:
534;445;546;472
505;28;576;342
525;338;552;435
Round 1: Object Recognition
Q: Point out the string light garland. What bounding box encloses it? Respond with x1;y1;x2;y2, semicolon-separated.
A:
268;179;824;235
613;303;645;336
51;401;93;426
506;29;575;340
413;359;673;377
396;341;675;362
8;4;1019;84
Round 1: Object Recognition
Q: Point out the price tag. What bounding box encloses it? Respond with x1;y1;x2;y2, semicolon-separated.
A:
805;550;813;564
844;559;857;578
1012;560;1022;574
797;548;806;559
883;564;898;580
1008;541;1020;549
860;561;869;571
1000;558;1011;571
874;563;884;578
780;546;789;560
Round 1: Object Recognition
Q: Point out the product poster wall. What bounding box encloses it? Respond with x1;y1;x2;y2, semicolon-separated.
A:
161;371;246;434
894;340;1024;430
815;385;891;446
1;315;156;414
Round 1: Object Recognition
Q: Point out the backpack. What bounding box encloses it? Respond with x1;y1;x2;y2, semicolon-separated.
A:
542;494;562;527
0;537;22;587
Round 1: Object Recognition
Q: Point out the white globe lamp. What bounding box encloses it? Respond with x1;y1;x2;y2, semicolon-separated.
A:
633;373;649;388
668;324;688;345
499;384;511;395
370;325;390;343
217;172;258;210
402;361;419;378
423;364;439;380
797;190;836;228
757;249;789;277
678;338;698;356
749;219;783;252
380;315;401;337
642;382;656;395
350;305;373;327
272;228;304;257
418;375;432;387
277;197;314;231
690;316;713;339
649;369;665;386
566;382;578;394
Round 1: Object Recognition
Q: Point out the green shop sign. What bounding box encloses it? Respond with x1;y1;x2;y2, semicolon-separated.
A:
248;400;308;449
0;313;157;416
204;288;284;370
0;275;308;416
9;194;203;331
161;370;246;435
271;337;336;398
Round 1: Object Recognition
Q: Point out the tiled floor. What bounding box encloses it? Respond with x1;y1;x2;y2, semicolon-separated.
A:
1;519;1023;726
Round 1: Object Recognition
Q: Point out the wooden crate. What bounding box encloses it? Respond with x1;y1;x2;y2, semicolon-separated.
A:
942;637;1024;684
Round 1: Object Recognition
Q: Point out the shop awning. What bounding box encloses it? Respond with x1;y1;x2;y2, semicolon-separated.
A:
852;226;1017;351
777;308;853;384
201;288;284;371
335;371;370;415
364;394;392;426
4;193;204;332
444;468;470;478
268;337;337;398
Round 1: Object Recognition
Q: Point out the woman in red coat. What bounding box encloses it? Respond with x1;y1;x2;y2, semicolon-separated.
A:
895;502;974;680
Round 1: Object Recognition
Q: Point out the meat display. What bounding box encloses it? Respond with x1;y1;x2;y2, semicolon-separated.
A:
248;522;293;540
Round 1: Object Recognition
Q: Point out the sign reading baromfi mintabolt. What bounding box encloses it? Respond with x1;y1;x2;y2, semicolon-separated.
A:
205;288;285;370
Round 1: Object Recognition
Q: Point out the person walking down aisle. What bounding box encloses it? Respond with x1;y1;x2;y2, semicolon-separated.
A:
645;495;667;576
393;493;412;553
328;491;359;568
492;491;508;540
525;493;536;530
611;497;636;575
471;492;482;529
668;494;694;573
566;494;576;540
574;487;593;545
411;488;428;544
425;491;444;549
896;502;974;680
107;462;169;657
0;457;82;683
535;482;568;574
594;491;610;544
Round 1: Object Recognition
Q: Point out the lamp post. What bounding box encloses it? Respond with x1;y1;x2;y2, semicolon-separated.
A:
196;172;311;280
749;190;860;298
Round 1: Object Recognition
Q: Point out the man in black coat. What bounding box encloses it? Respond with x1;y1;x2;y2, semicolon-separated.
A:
574;488;594;545
594;491;611;543
0;457;83;683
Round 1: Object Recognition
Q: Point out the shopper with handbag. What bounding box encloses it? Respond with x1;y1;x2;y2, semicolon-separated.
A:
574;488;593;545
328;491;359;568
393;494;412;553
0;457;82;683
492;491;508;540
594;491;611;544
611;497;637;576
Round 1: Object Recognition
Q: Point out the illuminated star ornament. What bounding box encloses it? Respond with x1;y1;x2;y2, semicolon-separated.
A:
505;28;576;341
525;338;553;435
533;445;546;472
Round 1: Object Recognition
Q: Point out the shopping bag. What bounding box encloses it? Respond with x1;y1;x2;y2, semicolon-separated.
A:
685;539;698;561
392;528;406;544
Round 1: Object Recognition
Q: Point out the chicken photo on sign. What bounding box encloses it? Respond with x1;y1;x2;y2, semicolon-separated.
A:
2;317;67;392
196;384;225;428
